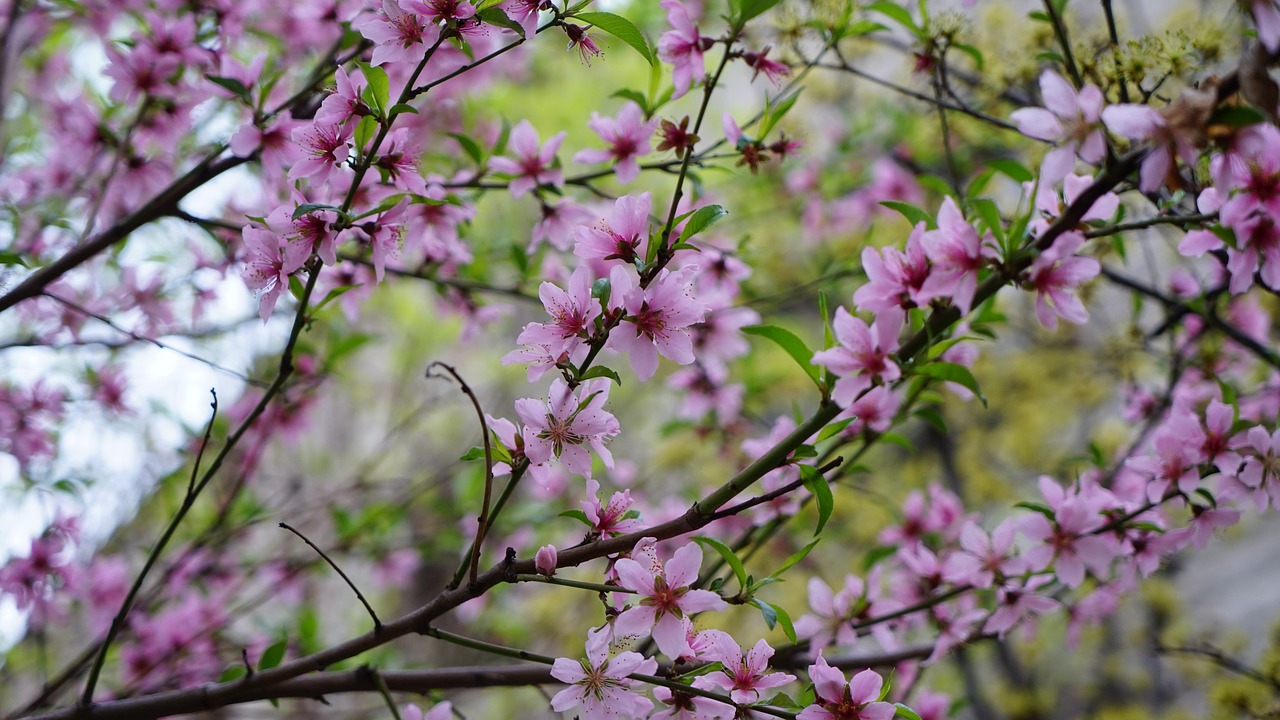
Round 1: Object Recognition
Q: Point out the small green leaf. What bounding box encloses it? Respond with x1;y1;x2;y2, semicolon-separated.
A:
677;204;729;244
736;0;784;23
0;250;27;267
578;365;622;386
477;6;525;36
460;446;487;462
770;539;820;579
911;361;987;407
791;444;818;460
1015;501;1055;519
950;42;984;70
986;158;1034;183
573;11;656;66
972;198;1005;246
1211;105;1268;128
559;509;592;525
448;133;484;164
293;202;338;221
259;638;287;671
287;274;305;301
359;62;390;115
799;465;834;535
207;75;252;103
894;702;924;720
314;284;361;313
863;545;896;570
612;88;649;111
693;535;748;590
865;2;920;36
591;277;611;304
879;432;915;451
354;115;377;153
388;102;419;117
755;598;778;629
219;664;247;683
816;417;855;443
879;200;933;228
742;325;822;388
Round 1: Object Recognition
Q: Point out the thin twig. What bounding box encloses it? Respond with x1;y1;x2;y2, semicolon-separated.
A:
187;390;218;498
366;666;403;720
279;523;382;632
427;362;494;588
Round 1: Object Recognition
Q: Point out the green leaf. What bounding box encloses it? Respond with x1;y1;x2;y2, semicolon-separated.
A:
913;406;948;434
477;6;525;37
791;444;819;460
314;284;361;313
1211;105;1268;128
287;274;305;301
950;42;984;70
259;638;287;671
559;509;592;525
736;0;784;23
799;465;834;535
742;325;822;389
293;202;338;221
1015;501;1055;519
770;539;820;579
863;544;896;570
986;158;1033;183
475;0;505;10
207;75;252;103
460;446;487;462
816;417;855;443
219;664;247;683
448;132;484;164
0;250;27;267
578;365;623;386
758;90;801;139
911;361;987;407
753;599;796;642
573;11;656;66
354;115;377;153
611;88;649;113
972;198;1005;246
879;200;932;228
818;290;835;349
865;2;920;36
694;535;748;590
878;432;915;451
387;102;419;117
895;702;924;720
359;62;390;116
677;204;729;244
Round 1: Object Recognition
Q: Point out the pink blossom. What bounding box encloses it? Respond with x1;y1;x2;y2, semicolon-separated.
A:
1021;232;1099;330
1125;411;1204;502
1254;1;1280;53
613;541;727;657
360;0;439;67
941;519;1025;589
608;265;709;381
1020;477;1114;588
983;575;1059;637
563;23;605;65
406;0;475;23
693;631;795;704
1009;71;1106;184
515;378;619;476
575;193;653;267
652;685;735;720
811;306;903;407
741;46;790;86
574;102;657;184
241;225;311;322
289;120;352;186
582;478;645;537
794;575;867;651
489;120;566;197
315;66;369;126
921;198;997;313
1101;103;1198;193
550;627;657;720
658;0;706;99
1237;426;1280;510
533;197;595;253
853;222;933;312
797;657;894;720
842;385;902;435
506;265;601;365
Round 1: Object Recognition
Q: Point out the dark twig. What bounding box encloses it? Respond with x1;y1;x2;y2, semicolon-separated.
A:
279;523;382;632
1155;643;1280;691
427;362;494;588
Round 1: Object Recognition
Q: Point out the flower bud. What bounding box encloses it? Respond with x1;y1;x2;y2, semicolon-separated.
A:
535;544;558;576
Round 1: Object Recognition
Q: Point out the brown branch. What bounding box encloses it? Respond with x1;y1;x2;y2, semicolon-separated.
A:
279;523;382;632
